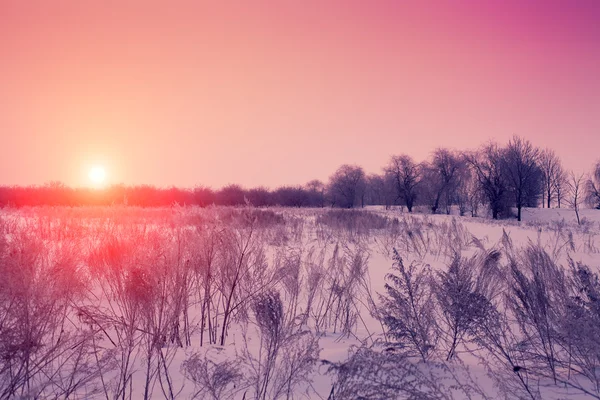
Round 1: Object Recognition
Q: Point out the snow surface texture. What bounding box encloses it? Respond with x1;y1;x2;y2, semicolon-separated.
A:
0;206;599;399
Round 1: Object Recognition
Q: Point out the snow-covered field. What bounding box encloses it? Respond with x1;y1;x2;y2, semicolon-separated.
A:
0;206;599;399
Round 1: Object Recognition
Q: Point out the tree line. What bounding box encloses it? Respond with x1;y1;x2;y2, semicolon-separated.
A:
327;137;600;220
1;136;599;220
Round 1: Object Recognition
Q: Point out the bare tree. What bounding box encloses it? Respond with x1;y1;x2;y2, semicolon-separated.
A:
585;160;600;209
216;184;247;206
539;148;565;209
464;143;509;219
567;172;586;225
273;186;308;207
246;187;273;207
385;155;422;212
305;179;326;208
555;168;568;208
422;148;463;214
193;185;216;206
501;136;543;221
327;165;366;208
455;163;484;217
364;173;391;207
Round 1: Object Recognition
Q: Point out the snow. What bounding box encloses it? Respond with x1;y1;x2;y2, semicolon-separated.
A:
1;206;599;399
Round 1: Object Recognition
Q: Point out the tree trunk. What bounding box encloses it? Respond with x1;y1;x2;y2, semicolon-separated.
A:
542;191;546;208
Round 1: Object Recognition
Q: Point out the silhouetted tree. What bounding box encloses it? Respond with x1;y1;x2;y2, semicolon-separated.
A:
216;184;246;206
555;170;568;209
567;172;586;225
539;149;565;209
193;186;216;206
454;157;481;216
585;160;600;209
364;173;395;207
327;165;366;208
465;143;509;219
385;155;421;212
421;149;463;214
247;187;274;207
304;180;326;208
273;186;308;207
127;185;161;206
0;186;9;207
501;136;542;221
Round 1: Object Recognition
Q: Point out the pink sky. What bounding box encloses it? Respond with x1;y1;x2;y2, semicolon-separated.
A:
1;1;599;188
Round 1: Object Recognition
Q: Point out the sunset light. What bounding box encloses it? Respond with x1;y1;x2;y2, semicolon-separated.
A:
88;166;106;187
1;3;600;399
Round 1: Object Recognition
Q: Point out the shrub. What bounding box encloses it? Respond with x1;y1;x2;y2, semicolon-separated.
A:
379;250;438;361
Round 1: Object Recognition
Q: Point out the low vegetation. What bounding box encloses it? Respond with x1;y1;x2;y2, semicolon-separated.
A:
0;206;598;399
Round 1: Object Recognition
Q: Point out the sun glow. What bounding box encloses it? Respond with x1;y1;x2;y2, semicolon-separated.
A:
88;166;107;187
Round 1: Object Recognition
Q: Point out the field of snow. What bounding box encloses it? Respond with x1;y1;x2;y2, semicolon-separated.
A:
0;206;599;399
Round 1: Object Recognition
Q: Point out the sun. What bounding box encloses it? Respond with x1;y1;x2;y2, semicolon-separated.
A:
88;166;107;187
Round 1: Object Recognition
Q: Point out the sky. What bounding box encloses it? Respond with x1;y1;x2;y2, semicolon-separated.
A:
1;0;599;188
